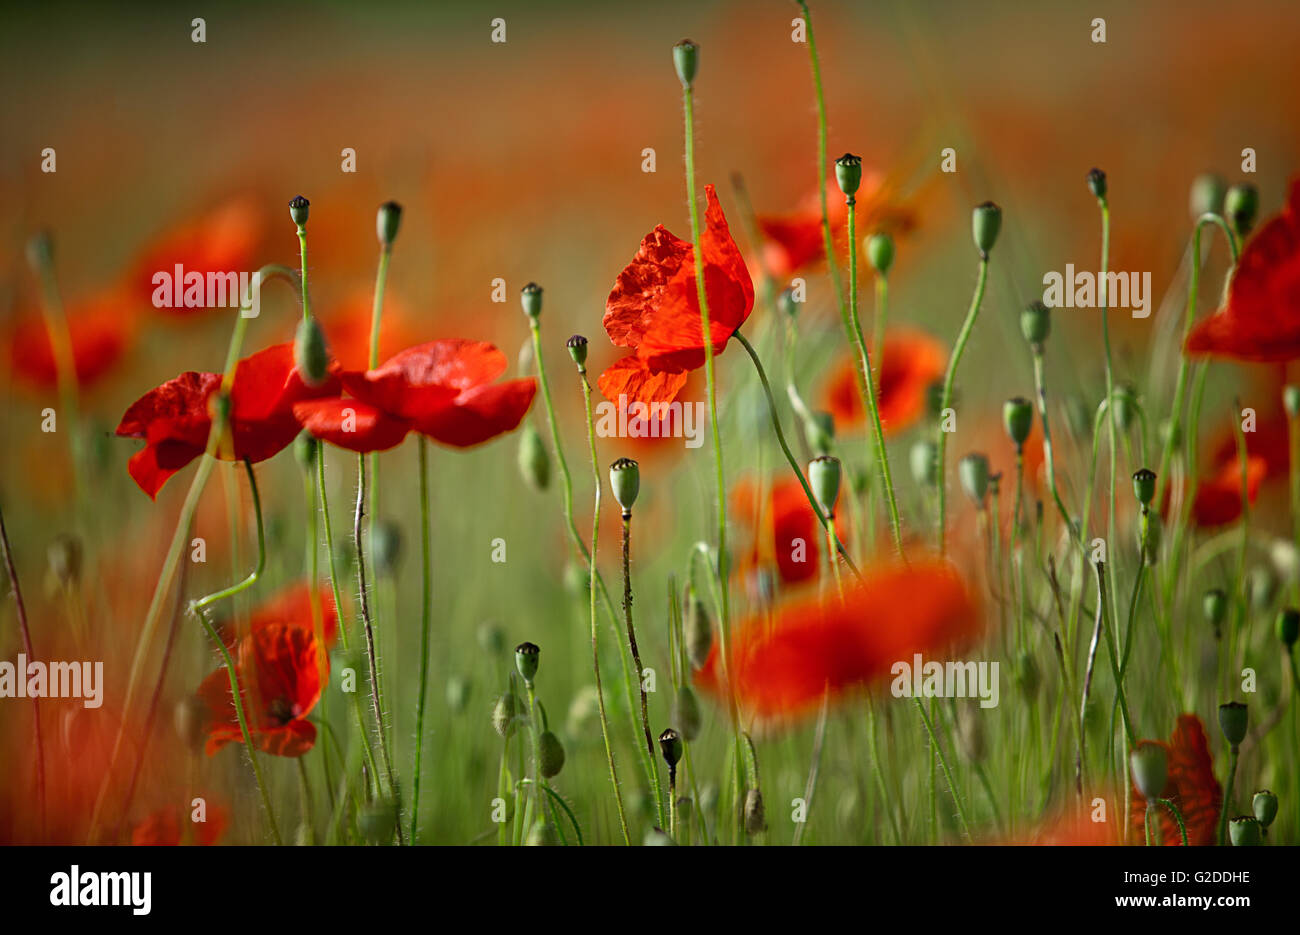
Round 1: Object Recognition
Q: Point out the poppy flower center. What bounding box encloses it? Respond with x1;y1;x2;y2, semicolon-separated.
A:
266;697;296;726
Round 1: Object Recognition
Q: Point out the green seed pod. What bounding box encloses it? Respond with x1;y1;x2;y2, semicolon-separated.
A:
47;533;83;590
293;430;317;470
1252;790;1278;829
1228;815;1262;846
672;38;698;88
1275;608;1300;648
358;800;397;844
538;730;566;778
445;675;470;714
866;232;894;276
370;520;402;576
1218;701;1248;748
685;588;713;669
971;201;1002;257
778;286;798;319
1129;742;1168;801
959;453;990;507
804;409;835;456
515;641;540;684
566;333;588;370
1224;183;1259;239
526;821;560;846
1203;588;1228;636
673;685;702;740
808;454;842;517
1285;385;1300;419
288;194;310;227
1020;300;1051;346
1003;397;1033;447
1087;167;1108;200
1132;468;1156;507
376;200;402;247
834;153;863;198
520;281;543;319
658;727;684;768
1250;565;1279;612
491;690;519;739
517;423;550;492
1189;173;1227;220
909;439;939;488
478;620;505;655
743;788;767;834
294;316;330;386
1111;383;1137;432
609;457;640;514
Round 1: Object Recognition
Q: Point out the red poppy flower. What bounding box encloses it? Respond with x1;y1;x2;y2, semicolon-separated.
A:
695;559;980;728
8;291;137;390
1185;179;1300;360
128;197;266;317
216;580;342;649
823;327;947;436
1128;714;1222;846
292;339;536;453
732;477;846;586
1000;808;1118;845
116;343;338;499
132;802;228;846
197;622;326;758
598;184;755;408
1191;456;1266;527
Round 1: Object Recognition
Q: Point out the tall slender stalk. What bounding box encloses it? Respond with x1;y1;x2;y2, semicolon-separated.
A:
620;511;665;825
0;502;44;830
937;258;989;555
409;437;433;841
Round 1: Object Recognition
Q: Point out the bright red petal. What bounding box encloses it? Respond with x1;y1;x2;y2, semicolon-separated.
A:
597;355;690;407
293;397;411;452
1128;714;1222;845
1191;456;1266;527
414;377;537;447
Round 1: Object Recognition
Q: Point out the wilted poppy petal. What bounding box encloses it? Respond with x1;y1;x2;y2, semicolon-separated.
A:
293;397;411;452
414;377;537;448
597;355;690;407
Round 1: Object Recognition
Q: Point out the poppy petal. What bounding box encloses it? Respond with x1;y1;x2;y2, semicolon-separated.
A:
414;377;537;447
293;397;412;452
597;355;690;407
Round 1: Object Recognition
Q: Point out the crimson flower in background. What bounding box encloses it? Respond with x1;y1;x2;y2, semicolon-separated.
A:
732;476;847;586
197;622;326;758
9;291;138;390
293;339;535;452
1191;456;1266;527
1185;179;1300;360
132;802;228;846
216;580;342;650
999;809;1118;845
695;559;979;728
598;184;754;408
115;344;338;498
823;327;947;436
1128;714;1222;846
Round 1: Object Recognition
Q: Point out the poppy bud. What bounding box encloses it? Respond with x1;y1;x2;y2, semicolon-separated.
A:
566;333;588;370
804;410;835;456
672;38;699;88
1228;816;1262;846
478;620;505;655
173;695;207;751
491;689;519;738
778;287;799;319
445;675;470;713
1224;183;1259;239
294;316;330;386
376;201;402;247
971;201;1001;257
47;534;82;589
909;439;938;488
609;457;640;515
517;423;550;492
1286;385;1300;419
743;788;767;834
866;233;894;275
1250;566;1278;612
289;194;310;227
1189;173;1226;219
538;730;566;778
643;827;677;846
1111;383;1137;432
1086;167;1107;200
1003;397;1033;447
293;430;317;470
26;230;53;270
371;520;402;576
1218;701;1248;748
1203;588;1228;636
520;282;543;319
685;588;713;669
926;380;947;422
1130;742;1168;801
1132;468;1156;507
808;454;842;517
659;727;683;768
834;153;862;199
515;641;540;684
358;800;397;844
959;453;990;507
1276;608;1300;648
526;821;560;846
673;685;702;740
1020;301;1051;346
1252;790;1278;829
563;561;589;596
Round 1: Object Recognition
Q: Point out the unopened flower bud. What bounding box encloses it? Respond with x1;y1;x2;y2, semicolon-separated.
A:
520;282;542;319
445;675;470;714
293;430;317;470
517;423;550;492
609;457;640;515
643;826;676;846
1285;385;1300;419
743;788;767;834
685;588;713;669
1130;742;1168;800
804;410;834;456
909;439;938;488
289;195;310;227
1218;701;1248;748
834;153;862;198
526;821;559;846
515;641;540;684
866;233;894;275
1189;173;1226;220
1276;608;1299;648
491;689;519;738
1087;167;1107;200
538;730;566;778
1003;397;1033;447
1224;183;1259;239
1020;300;1051;346
1250;565;1278;612
294;316;330;386
566;333;588;370
808;454;842;517
1132;468;1156;507
371;520;402;575
972;201;1002;257
376;201;402;247
1203;588;1228;636
26;230;53;270
778;287;799;319
959;453;990;507
658;727;683;768
1112;383;1137;432
1252;790;1278;829
478;620;505;655
672;38;698;88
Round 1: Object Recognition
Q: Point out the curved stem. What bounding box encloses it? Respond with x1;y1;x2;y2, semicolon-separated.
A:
1156;797;1190;846
0;503;45;830
622;513;665;827
409;437;433;841
192;459;265;615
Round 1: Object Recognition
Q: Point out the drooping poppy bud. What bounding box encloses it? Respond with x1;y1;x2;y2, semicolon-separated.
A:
517;423;550;492
1020;301;1051;346
658;727;683;768
515;641;540;684
1252;790;1278;830
1132;468;1156;507
1130;742;1168;801
538;730;566;778
1224;183;1259;239
1203;588;1228;636
808;454;842;517
1275;608;1299;648
685;587;712;669
478;620;505;655
491;689;519;738
866;233;894;276
445;675;470;714
672;38;698;88
805;410;834;456
609;457;640;515
293;430;317;470
566;333;588;370
834;153;862;199
526;821;559;846
1003;397;1033;447
294;316;330;386
1111;383;1137;432
972;202;1002;257
520;282;543;320
1189;173;1226;219
959;453;990;507
1087;167;1108;200
1285;385;1300;419
909;439;938;488
289;194;310;227
1228;815;1262;846
1250;566;1278;612
376;201;402;247
743;788;767;834
1218;701;1248;748
643;827;676;846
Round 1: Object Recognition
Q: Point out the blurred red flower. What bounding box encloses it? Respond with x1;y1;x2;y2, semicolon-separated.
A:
9;291;137;390
116;343;338;498
1127;714;1222;846
293;339;535;452
732;476;846;586
1191;456;1267;527
1185;179;1300;360
216;580;342;649
823;327;946;436
132;802;228;846
197;622;326;758
695;559;979;728
598;184;755;407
